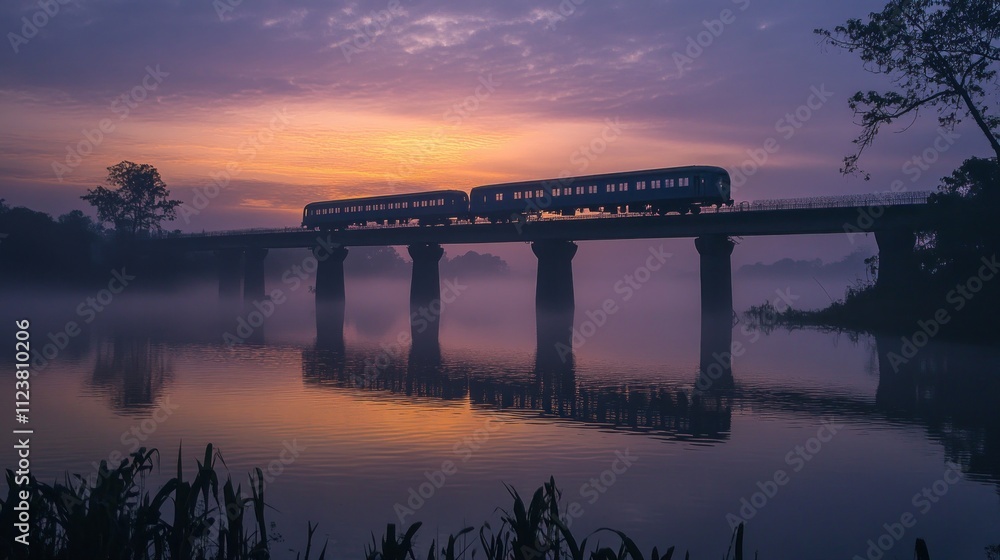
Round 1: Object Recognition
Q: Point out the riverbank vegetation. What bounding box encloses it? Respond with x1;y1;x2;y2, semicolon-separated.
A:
801;0;1000;337
0;444;959;560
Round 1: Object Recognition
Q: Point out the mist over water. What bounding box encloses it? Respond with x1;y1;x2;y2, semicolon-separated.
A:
1;257;998;559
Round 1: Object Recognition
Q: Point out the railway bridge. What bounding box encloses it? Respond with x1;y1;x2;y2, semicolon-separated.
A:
146;192;943;358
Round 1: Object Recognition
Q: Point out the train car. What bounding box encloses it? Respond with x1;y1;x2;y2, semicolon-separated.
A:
302;190;469;230
469;166;732;222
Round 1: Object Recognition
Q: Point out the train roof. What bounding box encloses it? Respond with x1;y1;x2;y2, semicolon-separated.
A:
304;189;468;209
469;166;729;192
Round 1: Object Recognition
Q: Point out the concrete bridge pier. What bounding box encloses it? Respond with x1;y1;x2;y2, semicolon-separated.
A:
532;241;577;345
695;235;735;391
315;245;349;342
216;249;243;308
242;248;269;305
408;243;445;344
875;230;917;294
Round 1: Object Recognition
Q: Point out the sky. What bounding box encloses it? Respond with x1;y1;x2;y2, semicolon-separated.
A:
0;0;991;239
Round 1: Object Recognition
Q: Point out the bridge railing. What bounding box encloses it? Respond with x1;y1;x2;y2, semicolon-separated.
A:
149;226;305;239
153;191;933;238
714;191;932;213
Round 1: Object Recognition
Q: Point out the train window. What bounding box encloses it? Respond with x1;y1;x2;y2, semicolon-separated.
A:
535;189;543;197
552;189;560;197
513;192;521;200
574;186;582;195
439;199;444;204
606;184;614;193
637;181;646;190
495;193;503;201
587;185;596;194
619;183;628;191
665;179;675;188
525;191;532;198
679;178;689;187
652;180;661;189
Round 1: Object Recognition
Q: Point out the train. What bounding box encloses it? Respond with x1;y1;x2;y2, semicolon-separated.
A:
301;166;732;230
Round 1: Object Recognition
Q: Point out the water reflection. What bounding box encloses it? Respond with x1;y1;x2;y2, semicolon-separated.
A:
301;310;733;443
874;335;1000;486
88;334;172;412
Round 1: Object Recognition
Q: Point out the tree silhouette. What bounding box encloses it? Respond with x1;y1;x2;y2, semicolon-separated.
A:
82;161;181;239
816;0;1000;177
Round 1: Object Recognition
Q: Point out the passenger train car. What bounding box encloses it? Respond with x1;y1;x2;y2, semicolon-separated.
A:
469;166;731;222
302;190;468;229
301;166;732;229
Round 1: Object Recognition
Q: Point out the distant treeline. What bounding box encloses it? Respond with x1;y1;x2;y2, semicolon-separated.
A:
343;246;509;278
0;200;510;289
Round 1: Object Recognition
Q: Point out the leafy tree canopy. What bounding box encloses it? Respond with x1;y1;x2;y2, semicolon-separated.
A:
816;0;1000;177
82;161;181;239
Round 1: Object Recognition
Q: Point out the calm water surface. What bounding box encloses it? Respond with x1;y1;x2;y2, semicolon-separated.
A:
2;273;999;559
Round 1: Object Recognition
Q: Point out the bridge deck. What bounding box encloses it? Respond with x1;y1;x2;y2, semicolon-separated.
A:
148;192;943;250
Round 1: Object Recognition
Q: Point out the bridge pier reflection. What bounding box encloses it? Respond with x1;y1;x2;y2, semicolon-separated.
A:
315;245;349;342
242;248;268;306
408;243;445;346
215;249;243;313
874;230;917;295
